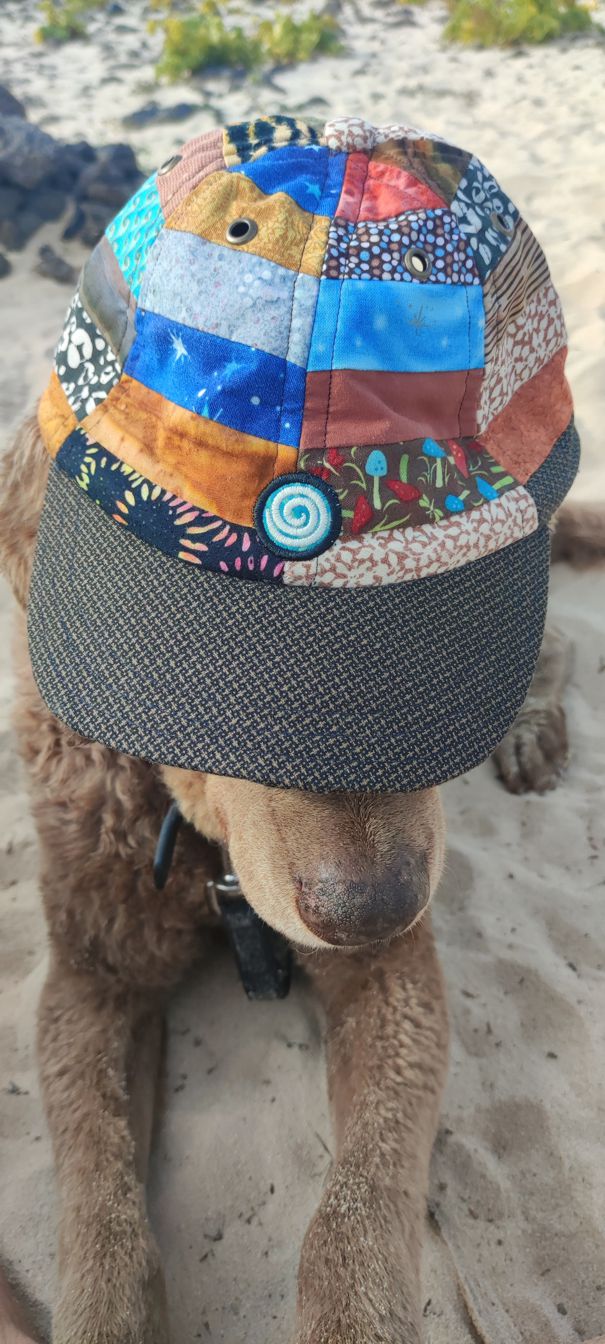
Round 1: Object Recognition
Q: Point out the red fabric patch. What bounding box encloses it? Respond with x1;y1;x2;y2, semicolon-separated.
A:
335;155;446;223
335;152;369;221
361;161;446;220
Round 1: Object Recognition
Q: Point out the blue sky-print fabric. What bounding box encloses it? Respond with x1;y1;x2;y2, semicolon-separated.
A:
125;310;305;446
307;279;485;373
230;144;346;216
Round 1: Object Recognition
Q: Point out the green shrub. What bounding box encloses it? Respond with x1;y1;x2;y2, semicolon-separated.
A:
444;0;594;45
153;2;262;79
257;10;342;63
36;0;105;42
152;2;342;79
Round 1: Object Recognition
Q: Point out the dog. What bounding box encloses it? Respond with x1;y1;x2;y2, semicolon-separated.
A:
0;412;599;1344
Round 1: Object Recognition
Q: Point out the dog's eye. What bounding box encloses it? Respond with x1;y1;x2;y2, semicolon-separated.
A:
490;210;515;239
226;217;258;246
404;247;432;281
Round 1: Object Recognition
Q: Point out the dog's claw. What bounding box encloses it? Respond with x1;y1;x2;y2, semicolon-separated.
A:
494;701;569;795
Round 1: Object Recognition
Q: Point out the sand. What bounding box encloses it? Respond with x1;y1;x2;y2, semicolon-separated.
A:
0;2;604;1341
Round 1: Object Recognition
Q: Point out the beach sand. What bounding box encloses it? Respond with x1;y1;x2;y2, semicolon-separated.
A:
0;3;604;1341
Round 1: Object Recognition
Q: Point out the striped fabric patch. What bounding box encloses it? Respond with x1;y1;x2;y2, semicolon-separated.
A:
223;116;320;166
307;279;485;373
140;229;319;367
483;217;551;363
479;281;567;431
124;310;305;447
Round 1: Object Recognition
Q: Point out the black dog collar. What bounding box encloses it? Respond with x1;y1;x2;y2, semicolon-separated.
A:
153;804;291;1001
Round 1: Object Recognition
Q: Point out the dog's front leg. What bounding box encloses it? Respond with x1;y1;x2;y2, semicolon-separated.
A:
294;916;448;1344
38;954;168;1344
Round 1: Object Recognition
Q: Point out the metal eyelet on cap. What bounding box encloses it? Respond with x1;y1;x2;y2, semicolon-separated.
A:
404;246;433;281
490;209;515;239
157;154;182;176
225;217;258;246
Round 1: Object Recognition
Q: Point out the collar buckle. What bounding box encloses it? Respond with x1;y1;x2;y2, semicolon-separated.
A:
154;808;291;1001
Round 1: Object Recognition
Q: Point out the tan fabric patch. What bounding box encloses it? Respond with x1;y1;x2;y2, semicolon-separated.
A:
81;375;297;527
38;371;78;458
283;486;538;587
166;171;330;278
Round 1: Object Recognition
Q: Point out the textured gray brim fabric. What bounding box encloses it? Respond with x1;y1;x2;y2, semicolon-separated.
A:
28;464;550;793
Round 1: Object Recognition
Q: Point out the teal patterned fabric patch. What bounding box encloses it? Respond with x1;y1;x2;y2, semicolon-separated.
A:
105;174;164;300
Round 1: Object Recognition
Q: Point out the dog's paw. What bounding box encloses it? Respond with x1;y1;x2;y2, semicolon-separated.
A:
52;1249;169;1344
494;701;569;795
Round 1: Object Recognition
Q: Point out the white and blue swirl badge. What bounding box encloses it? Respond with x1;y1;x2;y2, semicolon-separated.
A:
254;472;342;560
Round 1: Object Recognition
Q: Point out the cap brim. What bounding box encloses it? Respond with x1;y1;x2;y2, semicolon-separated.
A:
28;464;550;793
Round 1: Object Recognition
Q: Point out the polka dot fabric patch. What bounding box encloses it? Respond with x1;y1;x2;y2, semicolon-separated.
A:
322;211;480;284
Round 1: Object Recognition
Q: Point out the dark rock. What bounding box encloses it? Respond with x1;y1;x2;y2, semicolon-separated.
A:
0;116;59;190
0;184;24;220
51;142;97;193
64;139;97;166
75;144;142;210
102;142;139;176
106;1;125;11
61;202;86;241
0;105;141;250
123;99;200;129
0;250;11;278
0;209;44;251
0;86;26;119
31;185;67;223
66;198;114;247
35;244;78;285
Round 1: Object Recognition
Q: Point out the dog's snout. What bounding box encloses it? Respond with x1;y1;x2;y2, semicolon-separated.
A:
295;854;430;946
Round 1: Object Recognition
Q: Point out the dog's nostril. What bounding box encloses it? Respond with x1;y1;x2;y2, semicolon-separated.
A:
295;859;429;947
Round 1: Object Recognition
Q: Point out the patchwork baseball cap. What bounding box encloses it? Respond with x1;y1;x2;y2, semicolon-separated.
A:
29;114;579;791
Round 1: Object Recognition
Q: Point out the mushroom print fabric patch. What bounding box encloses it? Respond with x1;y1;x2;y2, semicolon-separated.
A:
55;293;121;419
39;115;576;590
300;438;519;536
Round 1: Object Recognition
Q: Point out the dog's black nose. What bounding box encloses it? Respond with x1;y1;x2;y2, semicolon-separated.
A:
295;854;429;946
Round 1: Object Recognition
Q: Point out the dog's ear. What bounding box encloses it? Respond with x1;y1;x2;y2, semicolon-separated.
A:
0;412;49;609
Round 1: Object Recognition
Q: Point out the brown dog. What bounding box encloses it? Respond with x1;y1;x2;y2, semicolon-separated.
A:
0;416;594;1344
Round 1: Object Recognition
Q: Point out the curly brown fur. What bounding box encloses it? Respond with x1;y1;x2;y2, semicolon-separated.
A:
0;417;596;1343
